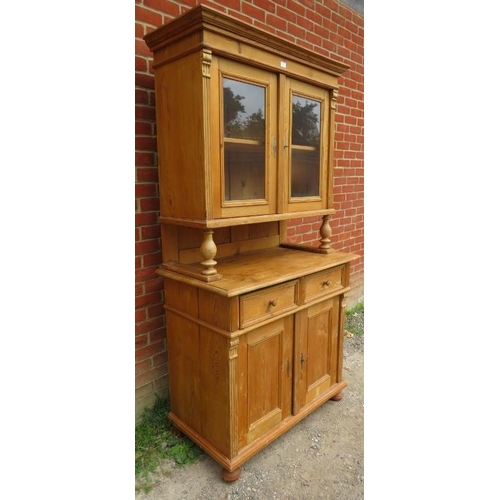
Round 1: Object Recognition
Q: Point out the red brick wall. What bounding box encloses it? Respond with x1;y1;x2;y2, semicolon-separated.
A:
135;0;364;418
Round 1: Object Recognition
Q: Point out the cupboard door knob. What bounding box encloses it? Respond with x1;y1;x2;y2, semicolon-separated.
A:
269;299;277;307
323;280;331;287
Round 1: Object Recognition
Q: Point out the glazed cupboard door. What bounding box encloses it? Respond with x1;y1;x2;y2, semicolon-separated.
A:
212;58;278;219
237;317;293;449
293;296;342;414
280;78;331;214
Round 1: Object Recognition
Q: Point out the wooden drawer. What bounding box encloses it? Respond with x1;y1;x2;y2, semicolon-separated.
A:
301;266;344;303
240;280;298;328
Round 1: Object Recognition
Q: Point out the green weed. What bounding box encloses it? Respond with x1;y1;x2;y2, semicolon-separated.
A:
346;299;364;336
135;397;202;492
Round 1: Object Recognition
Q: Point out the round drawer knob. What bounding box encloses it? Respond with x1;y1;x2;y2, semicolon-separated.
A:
323;280;331;287
269;299;278;307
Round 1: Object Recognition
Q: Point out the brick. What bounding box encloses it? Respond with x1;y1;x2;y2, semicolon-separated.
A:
136;211;159;227
305;30;321;46
316;3;332;20
277;5;296;23
337;25;351;40
286;0;305;17
227;11;253;24
136;5;162;27
143;251;162;267
136;88;149;105
266;14;286;32
136;121;152;135
150;327;167;344
135;382;153;398
140;224;160;239
144;277;163;293
136;38;153;58
136;166;159;182
135;105;156;121
136;308;146;323
135;364;167;392
135;72;155;89
139;197;160;212
136;359;152;377
305;7;322;25
253;20;275;34
323;17;338;34
152;351;168;367
136;316;164;335
253;0;276;13
338;5;353;21
242;3;266;21
147;302;165;319
220;0;241;11
314;23;329;39
136;266;159;282
279;31;296;44
296;15;314;31
144;0;180;18
195;1;227;14
135;340;164;363
352;33;363;47
135;334;148;348
136;136;158;151
153;374;169;390
135;182;157;198
135;22;144;38
287;22;305;39
135;289;162;308
136;239;160;255
345;20;358;35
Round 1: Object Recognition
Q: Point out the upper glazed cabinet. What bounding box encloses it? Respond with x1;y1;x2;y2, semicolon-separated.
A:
144;5;349;228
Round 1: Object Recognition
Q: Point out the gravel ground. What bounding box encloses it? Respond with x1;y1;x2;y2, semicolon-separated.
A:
136;313;364;500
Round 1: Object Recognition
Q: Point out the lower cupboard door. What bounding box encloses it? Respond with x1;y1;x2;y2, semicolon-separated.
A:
237;316;293;448
293;296;341;414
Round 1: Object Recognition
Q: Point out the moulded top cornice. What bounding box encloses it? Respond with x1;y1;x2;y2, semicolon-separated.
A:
143;4;350;78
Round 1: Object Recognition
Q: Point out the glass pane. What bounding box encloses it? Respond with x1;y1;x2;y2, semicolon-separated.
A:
291;149;320;197
223;78;266;202
291;95;321;146
224;142;265;200
223;78;265;141
290;94;321;198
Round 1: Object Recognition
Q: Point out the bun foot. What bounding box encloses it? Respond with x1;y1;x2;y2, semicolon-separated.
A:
330;391;344;401
221;467;241;483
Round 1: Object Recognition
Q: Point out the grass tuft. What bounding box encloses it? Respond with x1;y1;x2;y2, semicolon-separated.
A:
135;396;202;492
345;299;364;336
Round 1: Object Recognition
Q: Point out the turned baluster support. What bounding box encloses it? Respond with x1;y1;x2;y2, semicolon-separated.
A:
319;215;332;250
200;230;218;276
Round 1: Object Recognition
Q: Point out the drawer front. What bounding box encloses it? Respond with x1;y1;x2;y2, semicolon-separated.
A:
302;266;344;303
240;280;298;328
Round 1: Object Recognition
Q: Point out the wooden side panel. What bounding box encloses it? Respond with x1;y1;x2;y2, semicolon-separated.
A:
166;312;201;434
164;279;198;317
154;52;207;220
198;290;239;332
199;327;231;457
161;224;179;262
